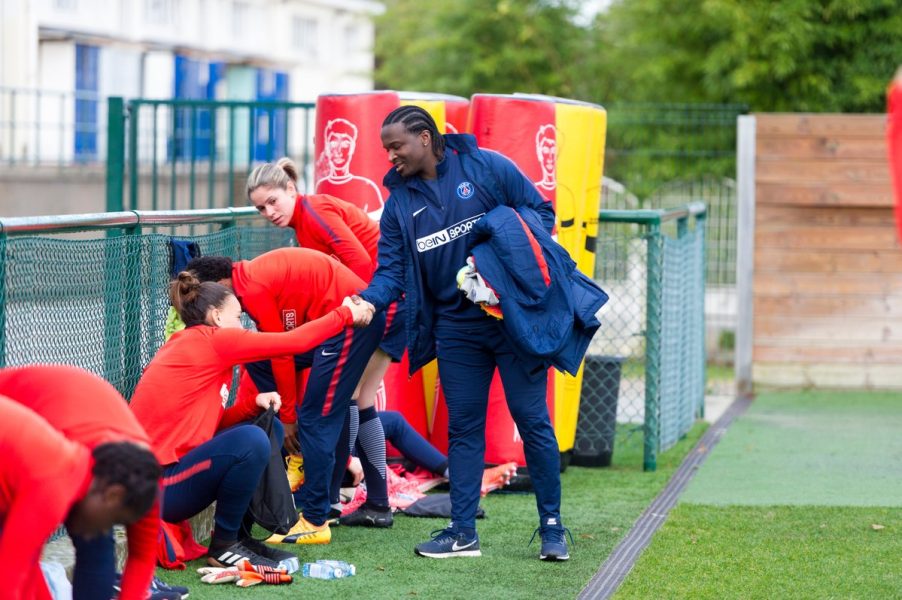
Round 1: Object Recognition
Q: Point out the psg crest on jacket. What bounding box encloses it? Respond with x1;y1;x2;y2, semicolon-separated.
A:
456;181;474;199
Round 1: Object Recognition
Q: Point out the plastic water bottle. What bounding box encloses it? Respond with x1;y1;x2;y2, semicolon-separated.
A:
302;562;348;580
316;559;356;576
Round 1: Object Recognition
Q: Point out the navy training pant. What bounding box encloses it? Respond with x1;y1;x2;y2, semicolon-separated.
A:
294;315;384;525
435;319;561;531
161;422;276;542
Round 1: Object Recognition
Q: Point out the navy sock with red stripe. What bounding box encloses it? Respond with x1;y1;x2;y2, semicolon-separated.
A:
356;406;388;509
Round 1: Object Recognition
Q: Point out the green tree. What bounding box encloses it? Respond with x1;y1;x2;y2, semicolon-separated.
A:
374;0;589;99
587;0;902;112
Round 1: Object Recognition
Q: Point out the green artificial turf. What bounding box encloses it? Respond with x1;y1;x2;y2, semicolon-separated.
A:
682;390;902;506
616;390;902;600
155;422;706;599
614;504;902;600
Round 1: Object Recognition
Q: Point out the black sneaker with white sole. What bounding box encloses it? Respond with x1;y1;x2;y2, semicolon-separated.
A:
239;536;300;573
207;540;281;570
338;504;394;528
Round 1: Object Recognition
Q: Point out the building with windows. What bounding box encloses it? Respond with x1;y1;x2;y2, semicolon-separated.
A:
0;0;382;165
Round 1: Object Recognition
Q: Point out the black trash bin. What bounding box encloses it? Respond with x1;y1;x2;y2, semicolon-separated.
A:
572;355;624;467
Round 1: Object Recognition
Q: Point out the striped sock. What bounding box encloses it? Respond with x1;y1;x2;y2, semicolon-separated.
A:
356;406;388;507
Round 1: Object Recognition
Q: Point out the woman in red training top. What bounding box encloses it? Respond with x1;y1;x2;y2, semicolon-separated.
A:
0;365;161;600
0;395;160;600
186;248;392;539
247;158;405;528
129;272;371;571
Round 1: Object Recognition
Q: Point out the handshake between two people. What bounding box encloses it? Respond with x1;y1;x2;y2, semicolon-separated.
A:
342;294;377;328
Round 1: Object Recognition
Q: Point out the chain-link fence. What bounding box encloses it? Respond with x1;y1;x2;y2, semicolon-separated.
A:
0;204;705;478
576;204;706;471
0;210;293;399
603;103;743;366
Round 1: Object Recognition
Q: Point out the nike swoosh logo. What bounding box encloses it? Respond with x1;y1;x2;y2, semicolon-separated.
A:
451;539;477;551
321;350;337;357
412;206;427;217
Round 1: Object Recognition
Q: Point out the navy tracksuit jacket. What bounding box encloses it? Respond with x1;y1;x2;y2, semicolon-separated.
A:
361;134;563;530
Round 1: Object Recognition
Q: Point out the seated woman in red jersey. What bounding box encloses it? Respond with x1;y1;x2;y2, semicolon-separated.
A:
0;365;163;600
185;247;392;541
129;272;372;570
246;158;406;528
0;395;160;600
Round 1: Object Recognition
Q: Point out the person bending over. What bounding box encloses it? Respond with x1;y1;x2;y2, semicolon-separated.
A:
129;272;371;568
0;396;159;600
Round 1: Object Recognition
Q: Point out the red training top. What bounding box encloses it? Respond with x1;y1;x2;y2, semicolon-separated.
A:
130;305;353;465
290;194;380;282
231;247;366;422
0;365;157;600
0;396;92;600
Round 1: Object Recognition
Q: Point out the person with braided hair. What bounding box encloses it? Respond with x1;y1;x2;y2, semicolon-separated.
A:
0;392;160;600
130;272;372;570
356;105;572;561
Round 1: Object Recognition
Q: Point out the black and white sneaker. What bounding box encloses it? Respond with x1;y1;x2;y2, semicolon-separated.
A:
239;536;300;573
339;503;394;528
206;540;281;570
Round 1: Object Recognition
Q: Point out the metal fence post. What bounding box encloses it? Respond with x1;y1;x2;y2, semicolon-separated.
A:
644;220;663;471
696;209;708;419
0;231;6;368
735;116;756;396
106;97;126;213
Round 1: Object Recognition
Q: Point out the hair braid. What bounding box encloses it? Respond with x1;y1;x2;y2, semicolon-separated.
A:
382;105;445;159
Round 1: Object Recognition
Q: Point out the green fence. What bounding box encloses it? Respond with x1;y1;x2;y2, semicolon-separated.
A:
581;203;707;470
0;208;293;396
0;204;705;471
105;97;317;213
605;102;745;287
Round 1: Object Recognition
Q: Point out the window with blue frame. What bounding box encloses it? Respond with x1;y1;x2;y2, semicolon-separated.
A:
75;44;99;162
254;68;289;162
171;55;224;161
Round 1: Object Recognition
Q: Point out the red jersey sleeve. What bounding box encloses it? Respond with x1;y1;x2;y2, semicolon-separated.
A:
209;306;352;366
311;203;375;281
118;498;160;600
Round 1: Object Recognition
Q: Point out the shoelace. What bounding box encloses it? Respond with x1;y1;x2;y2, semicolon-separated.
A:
428;527;457;541
528;526;575;548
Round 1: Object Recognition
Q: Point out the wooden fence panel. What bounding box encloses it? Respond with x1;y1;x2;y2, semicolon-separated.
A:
753;113;902;389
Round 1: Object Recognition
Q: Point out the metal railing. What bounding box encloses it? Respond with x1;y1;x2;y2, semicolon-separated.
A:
0;86;106;166
105;97;317;213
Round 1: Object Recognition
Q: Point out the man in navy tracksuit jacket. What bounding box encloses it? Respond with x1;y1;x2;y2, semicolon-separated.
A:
359;105;571;561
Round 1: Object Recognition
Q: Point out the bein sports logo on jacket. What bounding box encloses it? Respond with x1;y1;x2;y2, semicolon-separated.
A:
416;213;485;253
